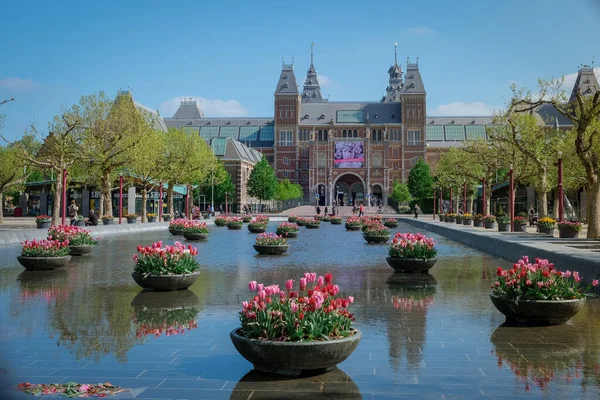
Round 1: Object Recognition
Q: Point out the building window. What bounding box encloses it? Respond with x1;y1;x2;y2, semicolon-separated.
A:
410;157;419;166
283;157;290;166
283;170;289;178
392;147;399;158
372;129;382;141
336;110;363;123
342;129;347;138
300;160;309;169
318;129;328;141
426;125;444;141
393;161;399;170
372;153;383;168
301;147;309;158
278;130;293;146
353;129;358;138
389;129;401;141
407;130;421;146
299;129;310;142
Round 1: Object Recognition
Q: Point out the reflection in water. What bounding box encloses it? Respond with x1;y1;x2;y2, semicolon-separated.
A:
18;270;70;302
230;368;361;400
131;290;200;338
385;273;436;372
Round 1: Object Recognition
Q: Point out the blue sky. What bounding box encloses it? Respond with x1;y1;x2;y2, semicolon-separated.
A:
1;0;599;140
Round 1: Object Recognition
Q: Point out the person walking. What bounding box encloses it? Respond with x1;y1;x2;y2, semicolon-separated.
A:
359;202;365;217
414;204;421;219
68;200;79;226
324;206;328;216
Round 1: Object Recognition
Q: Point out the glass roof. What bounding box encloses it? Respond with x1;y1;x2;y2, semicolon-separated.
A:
444;125;465;141
239;126;260;141
465;125;487;140
259;125;274;141
182;126;199;135
426;125;444;141
336;110;363;123
211;138;227;156
200;126;218;140
219;126;239;139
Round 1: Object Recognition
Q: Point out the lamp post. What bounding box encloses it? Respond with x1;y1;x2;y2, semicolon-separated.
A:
481;178;486;216
433;187;436;220
439;188;443;214
463;182;467;215
158;182;163;221
119;173;123;224
61;168;67;226
557;151;564;222
225;192;229;215
449;187;453;214
509;164;514;232
185;185;190;219
211;162;215;213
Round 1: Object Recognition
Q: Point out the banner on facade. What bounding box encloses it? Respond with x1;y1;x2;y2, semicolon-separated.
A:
334;141;364;168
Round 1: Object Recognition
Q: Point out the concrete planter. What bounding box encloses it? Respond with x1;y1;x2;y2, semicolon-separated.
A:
514;223;527;232
253;244;289;255
169;228;184;236
447;217;456;223
163;216;172;222
230;328;361;377
484;221;496;229
69;245;94;256
287;217;298;223
384;220;399;228
305;223;320;229
474;219;483;227
386;257;437;273
462;219;472;226
214;219;227;227
17;256;71;270
559;227;579;239
489;294;585;325
36;221;51;229
363;234;390;244
248;225;267;233
242;216;252;223
345;224;362;231
127;218;137;224
455;218;463;225
102;219;115;225
227;223;243;230
131;271;200;291
330;220;342;225
497;222;510;232
183;232;209;240
296;220;307;227
538;226;555;235
148;217;156;223
276;230;298;238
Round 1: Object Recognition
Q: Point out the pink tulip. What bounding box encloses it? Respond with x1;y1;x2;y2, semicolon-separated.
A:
300;278;307;291
593;279;599;287
348;296;354;304
573;271;581;283
317;276;324;287
290;301;298;312
242;301;249;309
257;283;264;292
258;290;266;300
332;285;340;295
279;291;285;300
286;279;294;291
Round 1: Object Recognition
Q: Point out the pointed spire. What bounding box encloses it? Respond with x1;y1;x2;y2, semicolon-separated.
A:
311;42;315;67
301;42;324;103
569;63;600;103
383;42;403;102
394;42;398;66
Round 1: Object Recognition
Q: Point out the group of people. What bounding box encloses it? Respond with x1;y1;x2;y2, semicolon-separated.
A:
68;200;98;226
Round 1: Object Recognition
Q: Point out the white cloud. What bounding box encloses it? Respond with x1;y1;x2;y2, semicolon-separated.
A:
406;27;436;36
159;96;248;118
430;102;501;116
318;75;334;88
0;77;40;90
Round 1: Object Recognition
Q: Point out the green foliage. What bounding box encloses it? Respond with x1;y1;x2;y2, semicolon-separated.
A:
275;179;303;201
390;178;412;203
407;159;433;203
247;157;277;203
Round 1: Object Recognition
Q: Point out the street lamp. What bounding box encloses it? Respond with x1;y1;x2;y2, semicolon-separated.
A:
509;164;514;232
225;191;229;215
61;169;67;226
557;151;564;222
119;173;123;224
158;182;163;221
462;182;467;215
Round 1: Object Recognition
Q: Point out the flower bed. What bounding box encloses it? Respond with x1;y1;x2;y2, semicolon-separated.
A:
255;233;287;246
35;214;51;229
182;220;209;239
21;239;70;258
363;223;390;243
557;221;582;238
227;217;244;229
322;216;331;222
242;215;252;223
538;217;556;233
276;222;299;235
163;213;172;221
305;218;321;228
248;221;268;233
389;233;437;260
256;215;270;223
101;215;115;225
483;215;496;229
296;217;308;226
147;213;157;222
168;219;186;234
446;213;457;222
133;241;199;278
214;216;229;227
345;216;363;230
383;218;398;228
48;225;97;246
330;216;342;224
513;216;527;232
288;214;298;223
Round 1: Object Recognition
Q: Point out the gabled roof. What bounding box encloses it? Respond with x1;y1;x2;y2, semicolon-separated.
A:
275;64;299;96
172;100;205;119
133;100;168;132
569;65;600;103
299;102;402;126
426;116;493;125
402;62;425;94
208;137;263;164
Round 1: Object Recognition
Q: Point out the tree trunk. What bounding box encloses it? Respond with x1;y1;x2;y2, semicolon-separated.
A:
101;172;113;217
52;179;62;226
536;190;548;219
485;192;491;215
552;188;559;220
468;195;473;215
0;191;4;225
587;181;600;238
167;181;174;215
141;188;147;223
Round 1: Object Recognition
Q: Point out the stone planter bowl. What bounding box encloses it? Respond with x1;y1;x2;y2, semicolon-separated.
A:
296;220;307;227
474;219;483;227
36;221;51;229
330;220;342;225
462;219;472;226
242;217;252;223
131;271;200;291
490;294;585;325
497;222;510;232
248;225;267;234
253;244;289;255
183;232;209;240
214;220;227;227
538;226;555;235
169;228;184;236
127;218;137;224
345;224;362;231
386;257;437;273
227;223;243;230
230;328;362;377
69;245;94;256
276;230;298;238
102;219;115;225
514;223;527;232
305;223;320;229
363;235;390;244
384;221;399;228
17;256;71;271
484;221;496;229
559;227;580;239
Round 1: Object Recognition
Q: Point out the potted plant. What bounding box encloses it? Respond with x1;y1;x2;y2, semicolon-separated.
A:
455;214;463;224
386;232;437;272
125;213;138;224
345;216;362;231
288;215;298;223
322;215;331;222
490;256;598;325
462;214;473;226
35;215;51;229
247;220;268;233
242;215;252;223
305;218;321;229
256;215;270;223
131;241;200;291
446;213;456;223
182;220;210;240
227;217;243;230
497;214;511;232
314;215;323;221
168;219;185;235
513;216;528;232
48;225;98;256
538;217;556;235
253;233;289;255
214;215;228;227
17;239;71;270
473;214;484;227
557;221;582;238
276;222;299;238
162;213;172;222
363;223;391;244
330;216;343;225
483;215;496;229
383;218;398;228
296;217;308;227
230;272;360;376
102;215;115;225
147;213;157;223
74;215;86;227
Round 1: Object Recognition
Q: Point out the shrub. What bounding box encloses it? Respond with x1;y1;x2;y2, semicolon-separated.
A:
21;239;70;257
496;214;510;224
491;256;598;300
389;233;437;260
462;214;473;220
133;241;199;277
239;272;355;341
125;214;138;219
474;214;484;221
147;213;157;218
102;215;114;220
255;233;287;246
557;221;582;232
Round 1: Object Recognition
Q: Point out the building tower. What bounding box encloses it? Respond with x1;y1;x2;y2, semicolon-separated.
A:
383;43;403;103
273;61;301;182
301;43;325;103
569;64;600;102
400;57;426;180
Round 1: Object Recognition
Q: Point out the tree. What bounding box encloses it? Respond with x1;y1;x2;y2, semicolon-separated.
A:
511;77;600;237
0;145;29;223
407;159;433;206
213;170;235;206
275;179;303;202
247;157;277;207
390;178;412;204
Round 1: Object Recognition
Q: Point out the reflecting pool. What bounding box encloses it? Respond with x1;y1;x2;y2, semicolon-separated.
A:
1;221;600;399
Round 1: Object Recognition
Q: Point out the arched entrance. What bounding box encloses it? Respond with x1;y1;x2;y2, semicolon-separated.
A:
317;184;326;206
372;184;383;206
333;173;365;207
